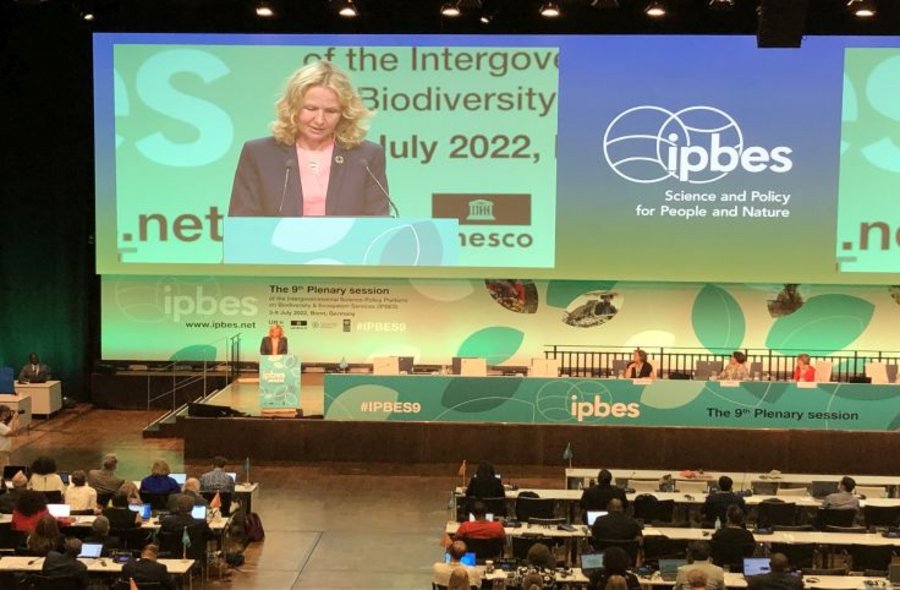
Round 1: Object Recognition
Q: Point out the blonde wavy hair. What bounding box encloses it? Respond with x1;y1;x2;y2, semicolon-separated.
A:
271;60;371;148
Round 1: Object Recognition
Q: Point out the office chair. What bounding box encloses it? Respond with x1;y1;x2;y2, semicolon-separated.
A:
515;497;556;523
459;537;504;563
863;505;900;529
848;544;894;573
757;501;798;527
770;542;816;569
817;509;857;529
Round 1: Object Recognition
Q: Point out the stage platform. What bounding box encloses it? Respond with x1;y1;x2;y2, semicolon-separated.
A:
184;375;900;475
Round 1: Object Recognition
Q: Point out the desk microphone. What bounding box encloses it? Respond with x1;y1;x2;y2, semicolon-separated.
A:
278;159;295;215
360;159;399;218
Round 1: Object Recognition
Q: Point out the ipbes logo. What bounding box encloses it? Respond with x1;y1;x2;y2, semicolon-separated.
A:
603;105;793;184
163;286;258;322
571;394;641;422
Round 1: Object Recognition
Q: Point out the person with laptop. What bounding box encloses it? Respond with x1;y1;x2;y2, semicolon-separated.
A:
675;542;725;590
168;477;209;512
64;470;99;513
745;553;802;590
515;542;558;589
0;470;28;513
580;469;628;522
87;453;125;497
719;352;751;381
17;352;50;384
41;537;89;589
25;514;64;556
83;515;119;556
199;456;236;493
710;506;756;573
591;499;642;545
26;456;67;495
121;543;176;590
0;405;20;472
102;491;142;529
139;459;181;495
451;499;505;543
701;476;747;527
160;494;211;538
821;476;860;510
587;546;641;590
432;540;482;589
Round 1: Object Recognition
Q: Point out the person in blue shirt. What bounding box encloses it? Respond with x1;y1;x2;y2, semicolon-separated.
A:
139;460;181;495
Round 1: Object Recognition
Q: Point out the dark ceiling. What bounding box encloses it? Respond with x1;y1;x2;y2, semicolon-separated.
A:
2;0;899;37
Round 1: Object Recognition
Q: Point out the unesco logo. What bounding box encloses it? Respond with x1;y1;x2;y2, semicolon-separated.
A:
602;105;794;184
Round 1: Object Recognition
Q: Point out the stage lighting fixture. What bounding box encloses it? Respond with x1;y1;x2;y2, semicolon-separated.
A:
590;0;620;8
645;1;666;17
708;0;734;10
440;1;461;17
479;12;493;24
539;1;561;17
334;0;358;17
256;1;274;17
847;0;876;17
81;11;94;20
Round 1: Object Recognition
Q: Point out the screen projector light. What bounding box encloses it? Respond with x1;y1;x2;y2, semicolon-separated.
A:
645;1;667;17
847;0;876;18
539;1;561;17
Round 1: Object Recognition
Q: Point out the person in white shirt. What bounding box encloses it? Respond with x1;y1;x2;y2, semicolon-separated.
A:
675;542;725;590
0;406;20;471
64;470;98;513
27;456;67;494
432;540;482;588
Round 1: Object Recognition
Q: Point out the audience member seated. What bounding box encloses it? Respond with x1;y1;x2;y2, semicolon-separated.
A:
588;546;642;590
453;500;505;542
604;574;629;590
118;481;143;505
432;540;482;588
710;506;756;572
26;456;66;495
515;542;557;589
83;515;119;556
821;476;860;510
745;553;803;590
64;470;98;513
24;514;64;556
41;537;89;589
102;491;142;529
160;494;210;537
168;477;209;513
686;570;710;590
0;470;28;513
591;499;642;544
719;352;750;381
12;490;50;533
702;476;746;526
580;469;628;519
447;567;472;590
88;453;125;496
465;462;504;499
675;542;725;590
793;354;816;382
199;456;235;493
121;543;176;590
140;459;181;495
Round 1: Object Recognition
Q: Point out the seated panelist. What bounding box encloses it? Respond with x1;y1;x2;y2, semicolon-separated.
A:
260;324;288;355
719;351;750;381
793;353;816;382
624;348;655;379
18;353;50;383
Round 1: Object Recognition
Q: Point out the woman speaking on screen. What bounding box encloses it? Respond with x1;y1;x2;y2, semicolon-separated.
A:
228;60;390;217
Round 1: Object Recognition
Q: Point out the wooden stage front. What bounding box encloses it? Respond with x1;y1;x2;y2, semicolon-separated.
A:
184;377;900;474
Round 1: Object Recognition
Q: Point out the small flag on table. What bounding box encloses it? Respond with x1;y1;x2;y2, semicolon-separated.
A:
563;442;574;467
181;525;191;559
210;491;222;511
457;459;467;487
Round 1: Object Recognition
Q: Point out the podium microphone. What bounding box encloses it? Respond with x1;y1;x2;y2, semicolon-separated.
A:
278;159;295;215
361;159;399;218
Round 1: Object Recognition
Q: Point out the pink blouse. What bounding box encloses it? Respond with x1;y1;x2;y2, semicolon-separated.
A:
296;143;334;216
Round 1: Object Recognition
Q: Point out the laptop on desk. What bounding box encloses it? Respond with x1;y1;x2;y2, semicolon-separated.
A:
47;504;71;518
744;558;771;576
78;543;103;558
586;510;608;526
658;559;686;582
170;473;187;486
580;551;605;575
811;481;838;499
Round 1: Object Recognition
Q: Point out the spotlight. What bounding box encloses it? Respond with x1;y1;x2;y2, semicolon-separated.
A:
645;1;666;16
334;0;358;17
708;0;734;10
847;0;876;17
81;10;94;20
256;1;274;17
479;12;493;24
440;1;461;17
539;1;561;17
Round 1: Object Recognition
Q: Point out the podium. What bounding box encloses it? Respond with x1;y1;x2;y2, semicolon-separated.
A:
259;355;301;409
224;217;459;266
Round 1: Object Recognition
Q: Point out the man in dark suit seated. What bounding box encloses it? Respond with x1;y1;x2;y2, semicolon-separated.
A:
122;543;176;590
160;495;210;536
41;537;89;589
17;353;50;383
702;476;747;526
580;469;628;522
746;553;803;590
592;498;643;543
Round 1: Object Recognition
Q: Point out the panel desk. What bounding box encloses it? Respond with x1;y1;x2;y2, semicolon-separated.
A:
13;380;62;417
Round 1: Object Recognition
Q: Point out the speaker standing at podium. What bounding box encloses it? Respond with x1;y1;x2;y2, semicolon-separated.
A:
260;324;288;355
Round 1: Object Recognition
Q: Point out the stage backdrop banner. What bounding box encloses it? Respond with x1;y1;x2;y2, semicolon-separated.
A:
100;276;900;365
323;376;900;432
259;354;300;408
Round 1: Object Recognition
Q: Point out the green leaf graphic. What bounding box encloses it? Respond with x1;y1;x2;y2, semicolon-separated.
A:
441;377;522;413
765;295;874;354
691;285;746;352
168;345;216;362
457;327;524;365
640;381;706;409
546;281;616;309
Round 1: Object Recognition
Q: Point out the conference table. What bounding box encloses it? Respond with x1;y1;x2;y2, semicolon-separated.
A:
0;512;231;532
13;380;63;417
0;555;195;588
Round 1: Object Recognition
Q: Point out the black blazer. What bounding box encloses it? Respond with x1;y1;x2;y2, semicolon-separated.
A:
228;136;390;217
260;336;288;355
122;558;176;590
